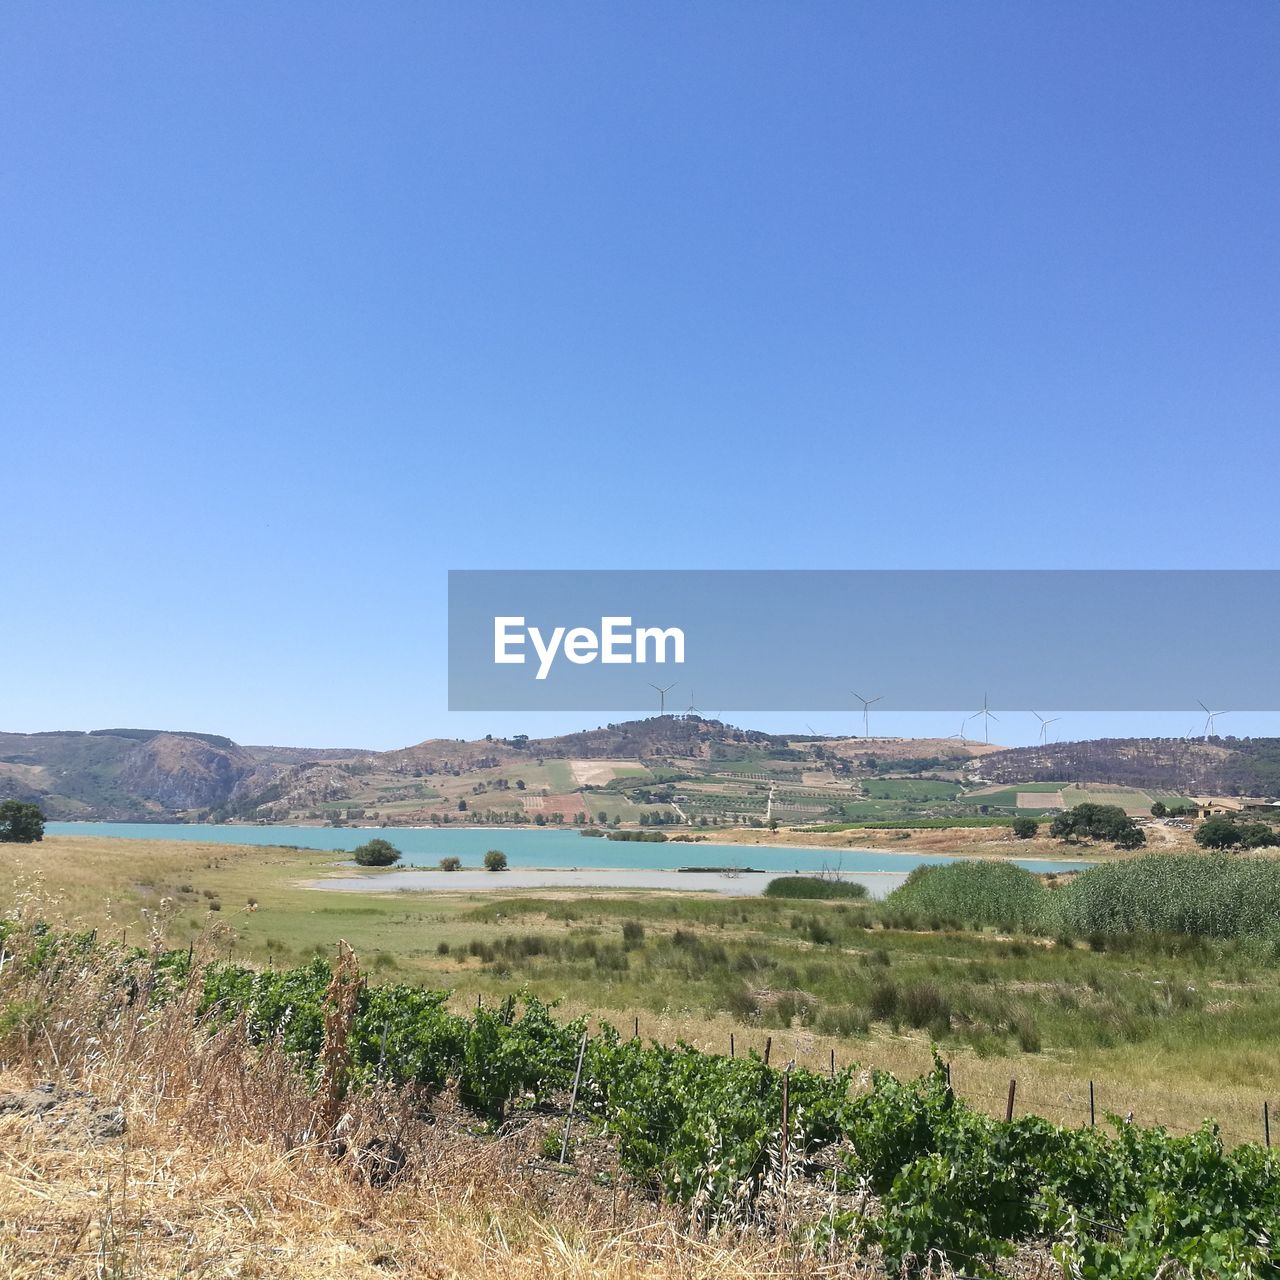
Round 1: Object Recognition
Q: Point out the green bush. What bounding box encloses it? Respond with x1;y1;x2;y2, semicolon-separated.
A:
1049;803;1145;849
763;876;869;900
1054;855;1280;942
439;855;462;871
483;849;509;871
882;861;1047;932
0;800;44;843
1012;817;1038;840
352;838;401;867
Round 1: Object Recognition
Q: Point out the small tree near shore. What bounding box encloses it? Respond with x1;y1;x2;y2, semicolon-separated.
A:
484;849;508;871
439;855;462;871
353;838;401;867
0;800;44;843
1012;817;1038;840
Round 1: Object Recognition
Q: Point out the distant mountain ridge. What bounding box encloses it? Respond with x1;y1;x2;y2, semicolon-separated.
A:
4;722;1277;822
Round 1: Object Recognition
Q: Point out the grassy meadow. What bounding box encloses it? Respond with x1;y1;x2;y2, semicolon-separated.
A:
4;832;1280;1148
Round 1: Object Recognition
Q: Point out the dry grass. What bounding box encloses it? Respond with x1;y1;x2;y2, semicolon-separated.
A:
0;922;890;1280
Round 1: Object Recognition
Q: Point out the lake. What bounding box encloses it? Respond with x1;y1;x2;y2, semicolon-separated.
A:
45;822;1092;877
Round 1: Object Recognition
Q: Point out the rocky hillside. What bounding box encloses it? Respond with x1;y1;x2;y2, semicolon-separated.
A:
977;737;1280;797
0;730;286;820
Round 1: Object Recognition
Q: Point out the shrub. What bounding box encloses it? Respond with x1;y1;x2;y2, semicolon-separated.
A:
0;800;44;844
1049;803;1145;849
1054;855;1280;941
883;862;1047;933
763;876;869;900
439;855;462;871
353;838;401;867
483;849;508;871
622;920;645;949
1012;817;1038;840
899;980;951;1032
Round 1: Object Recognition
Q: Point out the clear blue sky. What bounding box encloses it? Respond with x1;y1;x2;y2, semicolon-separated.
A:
3;3;1277;748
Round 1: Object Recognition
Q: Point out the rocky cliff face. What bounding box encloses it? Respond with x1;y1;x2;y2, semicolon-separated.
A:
115;734;265;811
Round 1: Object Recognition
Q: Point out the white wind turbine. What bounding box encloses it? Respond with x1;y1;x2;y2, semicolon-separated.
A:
968;693;998;744
685;691;701;718
1199;700;1229;741
650;682;677;716
851;691;883;738
1032;711;1061;746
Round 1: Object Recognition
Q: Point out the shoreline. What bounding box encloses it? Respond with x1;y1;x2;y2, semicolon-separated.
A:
44;819;1101;865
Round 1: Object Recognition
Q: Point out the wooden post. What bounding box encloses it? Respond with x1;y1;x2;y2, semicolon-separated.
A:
633;1015;639;1039
1089;1080;1096;1128
780;1067;791;1185
729;1033;735;1058
764;1036;772;1067
558;1030;590;1163
830;1048;836;1079
945;1061;952;1094
1005;1078;1017;1122
1265;1100;1271;1149
477;993;482;1009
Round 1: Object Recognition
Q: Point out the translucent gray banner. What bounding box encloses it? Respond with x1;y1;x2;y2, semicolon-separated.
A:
448;570;1278;711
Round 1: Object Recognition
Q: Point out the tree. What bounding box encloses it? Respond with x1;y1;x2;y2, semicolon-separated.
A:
1012;817;1038;840
483;849;508;871
439;855;462;871
0;800;44;843
1243;822;1280;848
1049;803;1145;849
457;799;468;812
1195;817;1244;850
352;838;401;867
1150;801;1168;819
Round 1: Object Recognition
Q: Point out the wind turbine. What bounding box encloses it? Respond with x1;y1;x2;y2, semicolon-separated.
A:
1032;711;1061;746
1198;701;1228;741
650;682;677;716
968;693;998;745
685;691;701;718
851;691;883;738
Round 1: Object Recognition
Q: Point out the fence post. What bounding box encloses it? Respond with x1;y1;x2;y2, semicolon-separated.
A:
1265;1100;1271;1149
780;1065;792;1186
633;1015;639;1039
558;1029;590;1164
1089;1080;1096;1128
1005;1078;1017;1122
830;1048;836;1079
729;1032;735;1059
764;1036;772;1067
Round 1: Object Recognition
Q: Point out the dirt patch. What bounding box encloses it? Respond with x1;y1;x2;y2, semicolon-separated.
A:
568;759;627;786
1017;790;1064;808
0;1082;126;1143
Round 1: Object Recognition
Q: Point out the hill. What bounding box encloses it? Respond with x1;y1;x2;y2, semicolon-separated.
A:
977;736;1280;797
8;720;1276;827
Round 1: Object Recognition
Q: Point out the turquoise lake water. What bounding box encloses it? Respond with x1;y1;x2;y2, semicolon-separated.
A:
45;822;1092;876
